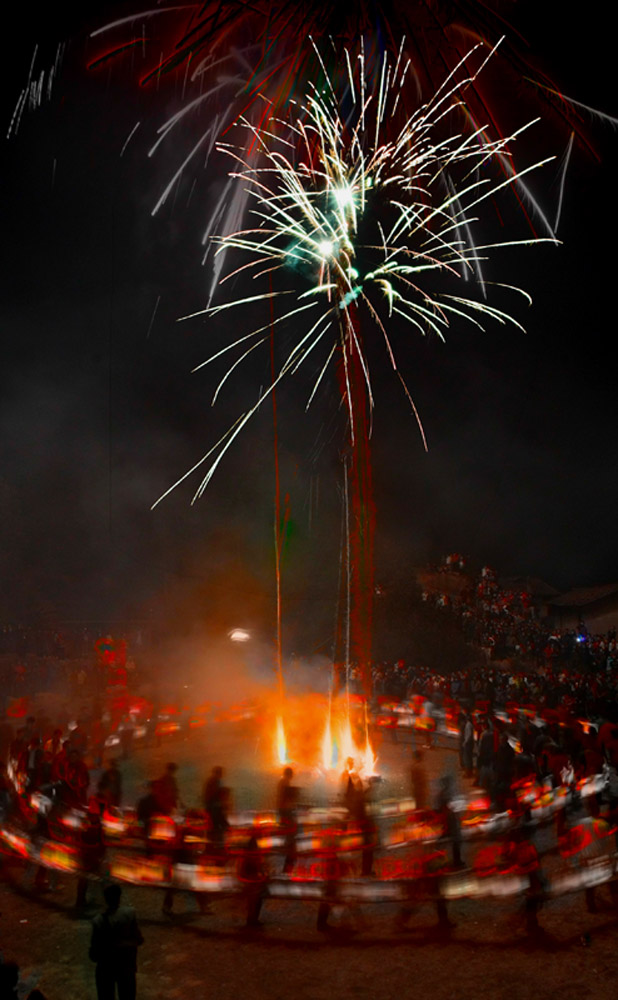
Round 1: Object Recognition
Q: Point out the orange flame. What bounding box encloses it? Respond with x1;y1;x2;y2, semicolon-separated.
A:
275;714;288;765
319;698;377;775
269;695;377;774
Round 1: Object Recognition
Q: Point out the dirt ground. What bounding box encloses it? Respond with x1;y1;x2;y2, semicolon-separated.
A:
2;725;618;1000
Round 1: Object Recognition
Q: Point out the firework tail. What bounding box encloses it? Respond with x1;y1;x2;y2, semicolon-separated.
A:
336;304;375;698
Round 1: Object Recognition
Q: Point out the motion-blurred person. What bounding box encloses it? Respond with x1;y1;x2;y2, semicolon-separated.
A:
154;763;180;814
457;706;467;767
119;716;134;760
98;759;123;809
316;832;342;932
160;816;181;917
161;819;213;918
90;715;106;769
504;812;545;936
23;716;38;744
476;719;496;798
494;731;515;810
238;827;268;928
410;750;429;811
558;816;618;913
423;695;435;749
50;739;70;783
19;737;44;793
44;727;63;759
340;757;376;876
203;766;230;852
64;748;90;806
75;802;106;912
0;717;14;762
436;773;463;869
395;844;454;933
461;711;475;778
136;781;159;838
26;788;60;894
69;720;88;757
89;883;144;1000
0;762;12;821
276;766;299;873
341;757;363;820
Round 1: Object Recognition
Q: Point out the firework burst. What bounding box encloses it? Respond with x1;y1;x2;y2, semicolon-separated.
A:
153;40;556;506
87;1;603;257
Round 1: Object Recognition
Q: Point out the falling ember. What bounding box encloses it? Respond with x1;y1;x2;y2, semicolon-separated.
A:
275;715;288;765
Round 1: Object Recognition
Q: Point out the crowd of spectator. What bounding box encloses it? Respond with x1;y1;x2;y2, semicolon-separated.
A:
421;557;617;671
0;623;147;662
359;658;618;720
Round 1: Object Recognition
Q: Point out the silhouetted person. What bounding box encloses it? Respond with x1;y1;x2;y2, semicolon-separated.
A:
120;717;134;760
436;773;463;869
238;828;268;928
495;732;515;810
477;720;495;795
98;759;123;809
203;766;230;851
340;758;376;876
461;712;475;778
341;757;362;820
316;833;342;932
64;748;89;806
136;782;158;836
20;737;44;792
76;805;106;911
89;883;143;1000
276;766;299;873
505;812;545;935
0;762;11;821
153;763;179;814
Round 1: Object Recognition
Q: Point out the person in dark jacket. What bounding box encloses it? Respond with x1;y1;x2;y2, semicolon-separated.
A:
89;883;144;1000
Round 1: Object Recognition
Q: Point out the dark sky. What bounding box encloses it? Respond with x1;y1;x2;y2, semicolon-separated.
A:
2;3;617;641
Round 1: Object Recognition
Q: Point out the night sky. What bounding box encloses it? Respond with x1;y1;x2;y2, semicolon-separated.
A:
2;3;617;645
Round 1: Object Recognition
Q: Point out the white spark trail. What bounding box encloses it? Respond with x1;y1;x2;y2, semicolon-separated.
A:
153;41;555;504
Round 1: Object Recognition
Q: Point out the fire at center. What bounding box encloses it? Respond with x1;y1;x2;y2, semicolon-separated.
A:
273;695;377;780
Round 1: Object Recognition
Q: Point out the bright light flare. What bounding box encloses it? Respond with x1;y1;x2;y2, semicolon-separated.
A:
333;186;355;209
321;712;337;770
228;628;251;642
275;714;288;765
